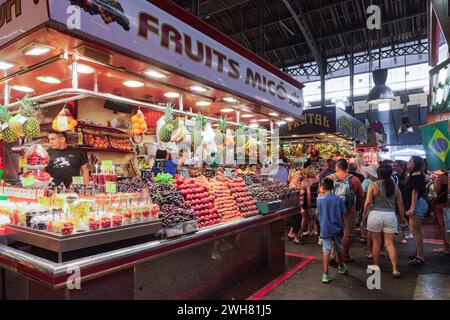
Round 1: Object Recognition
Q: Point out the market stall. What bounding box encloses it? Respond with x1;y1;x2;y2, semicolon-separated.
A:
0;0;304;299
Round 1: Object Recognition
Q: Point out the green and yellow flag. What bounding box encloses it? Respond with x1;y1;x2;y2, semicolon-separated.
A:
420;120;450;171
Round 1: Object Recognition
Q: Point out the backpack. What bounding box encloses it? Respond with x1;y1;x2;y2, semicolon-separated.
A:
330;174;356;211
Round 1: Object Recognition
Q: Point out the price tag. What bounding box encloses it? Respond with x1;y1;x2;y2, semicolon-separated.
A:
55;199;65;209
225;167;232;177
244;175;253;186
19;157;27;170
101;160;113;172
38;197;45;205
21;176;35;187
1;123;8;130
179;167;190;179
106;181;117;193
72;176;84;185
43;197;51;206
19;117;28;125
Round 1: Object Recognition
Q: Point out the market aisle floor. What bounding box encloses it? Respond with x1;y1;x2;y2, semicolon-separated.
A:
260;228;450;300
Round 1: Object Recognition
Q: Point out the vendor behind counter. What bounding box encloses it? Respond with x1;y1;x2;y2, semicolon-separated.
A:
151;149;178;178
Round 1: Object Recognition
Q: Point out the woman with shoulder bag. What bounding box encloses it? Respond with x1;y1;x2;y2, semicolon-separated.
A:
405;156;428;265
364;165;406;278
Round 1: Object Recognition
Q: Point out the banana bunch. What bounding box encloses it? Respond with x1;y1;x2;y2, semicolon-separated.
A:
9;115;24;137
244;136;257;153
171;119;188;143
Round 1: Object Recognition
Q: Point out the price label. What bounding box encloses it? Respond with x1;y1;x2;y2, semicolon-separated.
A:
179;167;190;179
225;167;232;178
244;175;253;186
21;176;35;187
101;160;113;172
19;157;27;170
106;181;117;193
55;199;65;209
72;176;84;185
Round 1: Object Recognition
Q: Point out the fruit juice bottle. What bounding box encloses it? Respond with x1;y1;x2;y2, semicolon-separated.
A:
132;206;142;223
121;207;132;225
53;220;62;234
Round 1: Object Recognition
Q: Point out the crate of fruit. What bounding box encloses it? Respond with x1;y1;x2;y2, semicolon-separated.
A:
163;223;184;238
83;132;111;149
109;136;132;151
256;200;281;215
183;220;198;234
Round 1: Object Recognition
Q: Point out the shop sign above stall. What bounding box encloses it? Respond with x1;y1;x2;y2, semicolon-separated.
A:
48;0;304;118
335;108;368;143
0;0;49;48
280;107;336;136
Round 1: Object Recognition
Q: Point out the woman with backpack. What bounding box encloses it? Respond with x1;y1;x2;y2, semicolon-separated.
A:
405;156;429;265
364;166;406;278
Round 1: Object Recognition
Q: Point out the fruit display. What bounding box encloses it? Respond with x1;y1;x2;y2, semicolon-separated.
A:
154;173;173;184
192;114;206;147
19;170;52;188
235;123;246;147
229;178;259;218
160;202;196;229
23;144;50;166
0;106;18;143
208;178;240;223
52;108;77;132
131;110;147;135
70;0;130;31
159;104;174;143
248;185;278;202
138;156;151;170
83;132;110;149
173;176;219;229
109;136;132;151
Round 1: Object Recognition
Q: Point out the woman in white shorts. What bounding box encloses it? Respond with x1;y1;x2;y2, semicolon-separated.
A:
364;165;406;279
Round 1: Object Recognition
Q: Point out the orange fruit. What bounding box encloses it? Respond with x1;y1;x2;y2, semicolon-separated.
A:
133;129;141;135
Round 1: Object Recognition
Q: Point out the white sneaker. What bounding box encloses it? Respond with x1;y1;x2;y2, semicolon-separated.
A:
302;231;310;236
318;238;323;245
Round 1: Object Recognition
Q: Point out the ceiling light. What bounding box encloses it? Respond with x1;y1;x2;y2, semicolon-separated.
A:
249;123;259;128
277;121;287;125
0;61;14;70
241;114;253;118
11;85;34;93
258;119;270;122
285;117;294;122
123;80;144;88
367;69;394;104
250;119;258;123
196;101;211;106
144;69;166;79
164;92;180;98
220;108;234;113
269;112;279;117
223;97;237;103
22;43;54;56
36;76;61;84
190;85;207;92
69;64;96;74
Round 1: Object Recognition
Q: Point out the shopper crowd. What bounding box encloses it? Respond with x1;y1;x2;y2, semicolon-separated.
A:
283;155;449;284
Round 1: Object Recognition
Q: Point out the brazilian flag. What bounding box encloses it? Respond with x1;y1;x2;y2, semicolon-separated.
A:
420;120;450;171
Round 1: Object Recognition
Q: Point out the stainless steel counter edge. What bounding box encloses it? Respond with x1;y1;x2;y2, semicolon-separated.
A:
0;206;298;287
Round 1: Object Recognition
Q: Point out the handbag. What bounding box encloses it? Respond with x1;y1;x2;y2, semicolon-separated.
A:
413;197;429;217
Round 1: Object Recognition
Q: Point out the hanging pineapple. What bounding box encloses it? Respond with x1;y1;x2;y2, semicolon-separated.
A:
214;116;228;146
19;96;40;138
0;106;17;143
192;113;206;147
159;103;174;143
235;122;247;147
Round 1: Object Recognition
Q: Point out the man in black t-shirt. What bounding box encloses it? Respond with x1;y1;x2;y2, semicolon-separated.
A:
46;131;89;188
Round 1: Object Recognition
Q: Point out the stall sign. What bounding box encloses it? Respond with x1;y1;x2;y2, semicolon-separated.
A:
279;107;336;136
49;0;304;118
0;0;49;48
101;160;113;172
72;176;83;185
106;181;117;194
335;108;368;142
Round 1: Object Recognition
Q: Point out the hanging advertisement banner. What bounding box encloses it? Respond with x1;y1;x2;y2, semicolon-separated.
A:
48;0;304;118
0;0;49;48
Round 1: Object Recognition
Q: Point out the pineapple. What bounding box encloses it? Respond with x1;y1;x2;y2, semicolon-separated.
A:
214;116;227;145
236;123;246;146
0;106;17;143
193;114;206;146
159;103;174;143
19;96;40;138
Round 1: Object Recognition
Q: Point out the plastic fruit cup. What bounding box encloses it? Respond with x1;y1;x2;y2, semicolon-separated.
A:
142;207;150;221
132;207;142;223
112;214;122;227
98;174;106;185
122;211;132;225
101;217;111;229
89;218;100;231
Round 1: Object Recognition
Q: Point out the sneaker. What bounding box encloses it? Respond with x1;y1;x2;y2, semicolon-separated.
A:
318;238;323;246
338;263;348;274
322;272;332;283
302;231;310;236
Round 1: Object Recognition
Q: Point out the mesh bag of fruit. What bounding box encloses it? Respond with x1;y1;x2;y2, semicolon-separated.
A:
23;144;50;166
52;107;77;132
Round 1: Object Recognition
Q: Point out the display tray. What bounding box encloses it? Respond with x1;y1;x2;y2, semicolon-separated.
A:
256;200;282;214
6;220;162;255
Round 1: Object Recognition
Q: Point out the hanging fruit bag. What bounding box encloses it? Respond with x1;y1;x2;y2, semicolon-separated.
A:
52;107;77;132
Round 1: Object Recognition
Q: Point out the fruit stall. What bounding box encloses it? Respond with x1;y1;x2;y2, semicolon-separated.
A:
0;0;304;299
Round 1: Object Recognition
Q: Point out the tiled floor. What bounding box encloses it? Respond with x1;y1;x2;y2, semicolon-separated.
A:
259;226;450;300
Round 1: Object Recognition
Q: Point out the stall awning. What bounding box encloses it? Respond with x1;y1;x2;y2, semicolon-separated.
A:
0;0;304;119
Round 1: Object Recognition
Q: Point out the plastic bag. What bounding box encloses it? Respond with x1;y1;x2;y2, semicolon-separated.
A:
24;144;50;165
202;123;217;160
131;110;147;135
52;107;77;132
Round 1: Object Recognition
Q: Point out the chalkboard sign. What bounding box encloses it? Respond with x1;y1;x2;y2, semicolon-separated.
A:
225;168;232;178
179;167;190;179
244;175;253;186
141;169;152;181
203;168;215;178
154;159;166;174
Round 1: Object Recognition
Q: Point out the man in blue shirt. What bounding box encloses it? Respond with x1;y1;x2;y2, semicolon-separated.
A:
272;160;289;184
317;178;349;283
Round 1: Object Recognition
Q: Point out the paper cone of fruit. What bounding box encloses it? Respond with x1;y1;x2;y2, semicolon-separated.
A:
159;103;175;143
131;109;148;136
0;105;17;143
52;107;77;132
